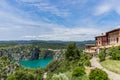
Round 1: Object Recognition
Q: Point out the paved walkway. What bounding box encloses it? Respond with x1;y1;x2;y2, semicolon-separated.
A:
90;57;120;80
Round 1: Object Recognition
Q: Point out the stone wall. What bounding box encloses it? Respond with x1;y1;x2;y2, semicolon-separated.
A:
107;30;119;45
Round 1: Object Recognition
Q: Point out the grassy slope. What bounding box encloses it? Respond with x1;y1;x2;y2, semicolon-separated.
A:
101;59;120;74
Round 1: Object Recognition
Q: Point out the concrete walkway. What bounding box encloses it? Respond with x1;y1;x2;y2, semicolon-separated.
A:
90;57;120;80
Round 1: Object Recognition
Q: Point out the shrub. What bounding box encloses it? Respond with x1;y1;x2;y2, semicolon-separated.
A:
86;53;92;60
77;53;91;67
98;49;106;62
108;47;115;56
7;70;36;80
89;68;109;80
51;73;69;80
72;67;85;77
108;46;120;60
46;60;62;72
111;50;120;60
84;60;91;66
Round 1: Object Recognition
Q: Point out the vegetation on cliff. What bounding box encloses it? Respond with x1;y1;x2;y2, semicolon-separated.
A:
46;42;93;80
0;41;108;80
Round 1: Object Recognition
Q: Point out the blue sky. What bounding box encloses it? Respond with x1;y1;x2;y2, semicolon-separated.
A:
0;0;120;41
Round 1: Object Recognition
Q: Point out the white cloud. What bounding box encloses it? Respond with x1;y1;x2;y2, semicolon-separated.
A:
0;0;41;27
94;0;120;15
17;0;71;17
0;6;101;41
60;0;89;7
0;0;113;41
0;0;104;41
22;27;102;41
94;4;111;15
115;26;120;28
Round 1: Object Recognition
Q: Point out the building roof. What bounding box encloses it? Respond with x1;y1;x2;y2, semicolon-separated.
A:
95;28;120;38
85;44;95;46
95;34;106;38
106;28;120;34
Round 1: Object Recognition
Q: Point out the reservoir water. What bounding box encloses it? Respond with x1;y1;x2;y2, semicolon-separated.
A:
20;58;53;68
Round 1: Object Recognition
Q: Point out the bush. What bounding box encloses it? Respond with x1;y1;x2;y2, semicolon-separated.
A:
86;53;92;60
7;70;36;80
111;46;120;60
46;60;60;72
77;53;91;67
108;46;120;60
51;73;69;80
84;60;91;66
72;67;85;77
89;68;109;80
98;49;106;62
108;47;115;56
111;50;120;60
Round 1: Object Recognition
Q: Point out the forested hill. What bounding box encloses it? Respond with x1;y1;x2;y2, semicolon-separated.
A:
0;40;95;49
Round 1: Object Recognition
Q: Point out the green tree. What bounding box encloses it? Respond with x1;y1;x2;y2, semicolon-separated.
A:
111;46;120;60
7;70;36;80
98;49;106;62
65;43;80;61
89;68;109;80
72;67;85;77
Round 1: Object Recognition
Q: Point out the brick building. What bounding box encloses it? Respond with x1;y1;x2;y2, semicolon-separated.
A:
95;34;107;46
95;28;120;47
106;28;120;45
85;28;120;54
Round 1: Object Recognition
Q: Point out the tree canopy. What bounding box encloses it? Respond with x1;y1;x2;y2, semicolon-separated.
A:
65;43;80;61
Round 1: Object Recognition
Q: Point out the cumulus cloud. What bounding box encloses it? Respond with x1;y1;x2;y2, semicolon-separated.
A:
0;0;117;41
22;27;102;41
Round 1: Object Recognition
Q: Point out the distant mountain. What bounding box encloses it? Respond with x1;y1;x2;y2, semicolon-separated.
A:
0;40;95;49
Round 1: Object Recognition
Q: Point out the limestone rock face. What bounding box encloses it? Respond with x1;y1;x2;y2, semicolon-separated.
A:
43;50;54;58
0;51;3;57
30;48;40;60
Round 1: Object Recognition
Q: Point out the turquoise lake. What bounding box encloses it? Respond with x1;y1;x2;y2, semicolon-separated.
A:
20;58;53;68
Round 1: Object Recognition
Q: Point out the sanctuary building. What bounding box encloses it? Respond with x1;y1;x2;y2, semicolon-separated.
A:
85;28;120;54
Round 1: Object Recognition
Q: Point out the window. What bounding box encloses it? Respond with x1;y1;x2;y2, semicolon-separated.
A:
117;38;119;43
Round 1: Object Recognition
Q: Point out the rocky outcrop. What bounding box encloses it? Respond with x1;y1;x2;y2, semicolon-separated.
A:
30;48;40;60
43;50;54;58
0;51;3;57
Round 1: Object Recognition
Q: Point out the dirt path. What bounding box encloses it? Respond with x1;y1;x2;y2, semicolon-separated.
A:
90;57;120;80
